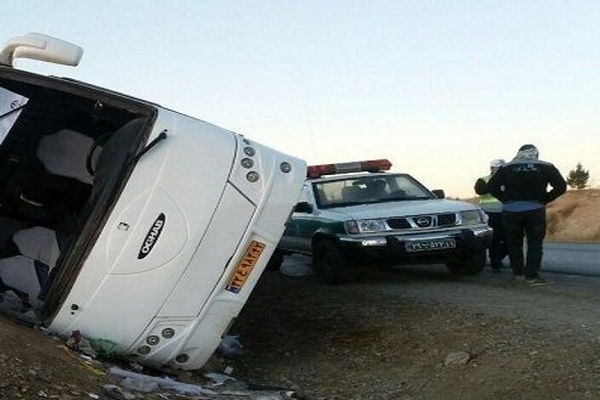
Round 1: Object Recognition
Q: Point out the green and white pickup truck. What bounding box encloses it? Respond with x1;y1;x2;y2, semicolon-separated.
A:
270;159;493;284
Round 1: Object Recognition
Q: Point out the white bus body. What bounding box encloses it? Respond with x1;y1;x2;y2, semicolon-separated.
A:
0;33;305;370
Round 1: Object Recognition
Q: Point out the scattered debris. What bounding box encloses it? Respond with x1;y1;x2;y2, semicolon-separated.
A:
108;366;217;396
205;371;237;385
280;255;313;277
107;366;302;399
444;351;471;366
65;330;118;359
102;384;138;399
218;335;244;359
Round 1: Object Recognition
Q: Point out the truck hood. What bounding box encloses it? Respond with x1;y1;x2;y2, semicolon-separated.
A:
324;199;479;220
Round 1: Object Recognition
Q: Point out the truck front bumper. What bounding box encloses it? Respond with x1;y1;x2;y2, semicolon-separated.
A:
337;226;493;265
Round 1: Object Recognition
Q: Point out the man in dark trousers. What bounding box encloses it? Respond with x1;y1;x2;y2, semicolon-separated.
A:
487;144;566;286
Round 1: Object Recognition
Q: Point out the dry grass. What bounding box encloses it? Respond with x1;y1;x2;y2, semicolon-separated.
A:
546;189;600;242
463;189;600;242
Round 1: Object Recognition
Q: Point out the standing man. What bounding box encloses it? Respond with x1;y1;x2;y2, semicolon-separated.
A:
474;159;507;272
487;144;566;286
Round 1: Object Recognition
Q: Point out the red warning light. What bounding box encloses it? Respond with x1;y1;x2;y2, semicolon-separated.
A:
306;159;392;179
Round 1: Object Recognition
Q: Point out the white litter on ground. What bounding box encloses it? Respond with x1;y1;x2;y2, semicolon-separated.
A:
279;254;313;277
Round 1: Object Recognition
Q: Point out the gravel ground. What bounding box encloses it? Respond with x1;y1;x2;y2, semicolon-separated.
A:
227;256;600;400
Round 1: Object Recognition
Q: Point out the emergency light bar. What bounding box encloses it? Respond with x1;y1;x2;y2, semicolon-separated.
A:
307;159;392;179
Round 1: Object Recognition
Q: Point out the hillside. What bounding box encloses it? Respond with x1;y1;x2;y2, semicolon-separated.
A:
467;189;600;243
546;189;600;242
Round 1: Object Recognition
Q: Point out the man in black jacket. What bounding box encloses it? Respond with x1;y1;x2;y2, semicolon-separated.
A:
487;144;566;286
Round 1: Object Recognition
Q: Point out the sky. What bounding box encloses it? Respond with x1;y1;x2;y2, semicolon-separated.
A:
2;0;600;198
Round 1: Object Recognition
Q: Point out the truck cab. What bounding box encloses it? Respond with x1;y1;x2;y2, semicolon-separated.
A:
0;33;306;370
272;159;493;284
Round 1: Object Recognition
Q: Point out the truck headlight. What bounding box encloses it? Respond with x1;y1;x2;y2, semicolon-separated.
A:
346;219;387;234
460;210;485;225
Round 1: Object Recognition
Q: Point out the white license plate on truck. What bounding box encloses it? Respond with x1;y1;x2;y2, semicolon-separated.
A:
405;238;456;253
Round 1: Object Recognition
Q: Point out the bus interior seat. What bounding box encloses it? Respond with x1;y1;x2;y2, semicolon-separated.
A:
0;129;95;307
0;226;59;307
1;129;94;227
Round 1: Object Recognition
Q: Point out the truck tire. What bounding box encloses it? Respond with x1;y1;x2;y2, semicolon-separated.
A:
313;240;353;285
446;249;486;275
265;250;284;271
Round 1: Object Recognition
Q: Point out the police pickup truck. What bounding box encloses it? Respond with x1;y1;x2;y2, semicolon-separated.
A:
0;33;305;370
271;159;493;284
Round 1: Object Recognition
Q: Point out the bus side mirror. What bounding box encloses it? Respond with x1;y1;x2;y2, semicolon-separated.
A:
1;33;83;67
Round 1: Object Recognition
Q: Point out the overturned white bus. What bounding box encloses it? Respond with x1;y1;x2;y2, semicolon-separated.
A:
0;33;305;370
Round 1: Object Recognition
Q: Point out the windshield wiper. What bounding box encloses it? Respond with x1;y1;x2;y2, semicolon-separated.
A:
131;130;168;163
0;103;26;121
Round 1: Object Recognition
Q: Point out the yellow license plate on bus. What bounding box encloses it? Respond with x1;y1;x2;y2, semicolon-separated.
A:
225;240;266;293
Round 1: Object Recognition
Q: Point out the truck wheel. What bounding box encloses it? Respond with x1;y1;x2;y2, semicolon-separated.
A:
265;250;284;271
313;241;353;285
446;250;486;275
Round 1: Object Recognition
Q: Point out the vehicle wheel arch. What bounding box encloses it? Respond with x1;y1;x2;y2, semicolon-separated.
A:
311;230;339;251
311;234;354;285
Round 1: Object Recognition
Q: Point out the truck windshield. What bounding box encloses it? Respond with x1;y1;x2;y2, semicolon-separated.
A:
313;174;434;208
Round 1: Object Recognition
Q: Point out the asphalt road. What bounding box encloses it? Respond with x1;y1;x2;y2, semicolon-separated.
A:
280;242;600;278
542;241;599;276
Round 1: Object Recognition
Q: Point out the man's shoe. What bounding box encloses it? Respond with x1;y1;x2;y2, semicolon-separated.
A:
526;277;554;287
512;275;526;282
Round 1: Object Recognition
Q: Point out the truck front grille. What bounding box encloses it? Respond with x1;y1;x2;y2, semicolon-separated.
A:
387;218;412;229
386;213;458;230
437;213;457;227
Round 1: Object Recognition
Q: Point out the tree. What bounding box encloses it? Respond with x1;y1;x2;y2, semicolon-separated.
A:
566;162;590;190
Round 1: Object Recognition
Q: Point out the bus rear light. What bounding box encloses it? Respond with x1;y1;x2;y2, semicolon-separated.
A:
246;171;260;182
175;353;189;363
241;158;254;168
307;159;392;179
243;146;255;156
146;335;160;345
280;161;292;173
162;328;175;338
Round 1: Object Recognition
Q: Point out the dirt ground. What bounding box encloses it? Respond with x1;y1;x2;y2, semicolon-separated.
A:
229;262;600;400
1;190;599;399
2;258;600;400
